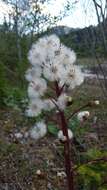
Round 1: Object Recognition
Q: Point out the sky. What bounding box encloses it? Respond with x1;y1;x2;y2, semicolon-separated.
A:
44;0;98;28
58;1;98;28
0;1;12;22
0;0;99;28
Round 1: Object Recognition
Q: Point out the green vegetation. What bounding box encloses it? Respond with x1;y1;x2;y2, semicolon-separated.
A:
0;24;28;107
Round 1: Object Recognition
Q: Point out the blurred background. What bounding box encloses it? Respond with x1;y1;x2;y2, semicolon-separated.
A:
0;0;107;105
0;0;107;107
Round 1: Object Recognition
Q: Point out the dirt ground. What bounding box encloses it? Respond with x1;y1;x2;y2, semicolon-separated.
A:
0;78;107;190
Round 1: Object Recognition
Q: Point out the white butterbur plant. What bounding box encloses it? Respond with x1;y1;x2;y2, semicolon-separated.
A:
26;34;99;190
26;34;84;117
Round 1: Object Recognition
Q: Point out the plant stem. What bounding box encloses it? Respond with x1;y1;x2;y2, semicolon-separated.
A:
59;111;74;190
54;81;74;190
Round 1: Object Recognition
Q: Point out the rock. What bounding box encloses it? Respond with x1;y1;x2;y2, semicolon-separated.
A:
14;132;23;139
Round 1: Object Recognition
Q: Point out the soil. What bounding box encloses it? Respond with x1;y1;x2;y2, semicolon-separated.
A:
0;77;107;190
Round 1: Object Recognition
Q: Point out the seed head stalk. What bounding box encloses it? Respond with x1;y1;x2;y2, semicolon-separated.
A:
55;81;74;190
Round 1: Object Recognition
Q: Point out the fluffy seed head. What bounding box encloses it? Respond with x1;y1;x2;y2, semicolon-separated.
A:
57;93;69;110
25;67;42;81
29;121;47;140
43;99;55;111
26;99;44;117
28;79;47;99
94;100;100;105
77;111;90;122
58;129;73;141
36;170;42;175
57;171;66;178
26;34;85;142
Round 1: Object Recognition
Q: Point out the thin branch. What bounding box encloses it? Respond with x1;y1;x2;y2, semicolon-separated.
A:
84;157;107;165
67;103;91;121
50;98;61;112
59;83;66;94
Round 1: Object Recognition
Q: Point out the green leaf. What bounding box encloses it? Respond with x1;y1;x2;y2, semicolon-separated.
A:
47;124;59;136
78;165;102;183
88;163;107;173
98;185;107;190
86;148;102;159
68;117;80;131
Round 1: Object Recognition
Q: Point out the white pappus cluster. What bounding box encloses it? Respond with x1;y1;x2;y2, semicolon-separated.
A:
77;111;90;122
29;121;47;140
58;129;73;141
26;34;84;116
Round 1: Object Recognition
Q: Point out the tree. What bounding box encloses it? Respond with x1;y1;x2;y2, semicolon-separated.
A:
92;0;107;52
2;0;53;61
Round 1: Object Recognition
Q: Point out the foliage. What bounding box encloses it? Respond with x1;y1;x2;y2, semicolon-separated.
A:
77;148;107;189
0;62;8;105
60;24;107;57
3;87;27;109
86;148;107;159
47;123;59;136
68;117;80;131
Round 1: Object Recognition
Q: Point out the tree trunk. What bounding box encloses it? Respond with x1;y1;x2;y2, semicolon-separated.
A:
93;0;107;52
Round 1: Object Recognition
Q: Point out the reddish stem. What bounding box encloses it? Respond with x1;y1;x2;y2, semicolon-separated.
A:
55;81;74;190
60;111;74;190
55;81;61;97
